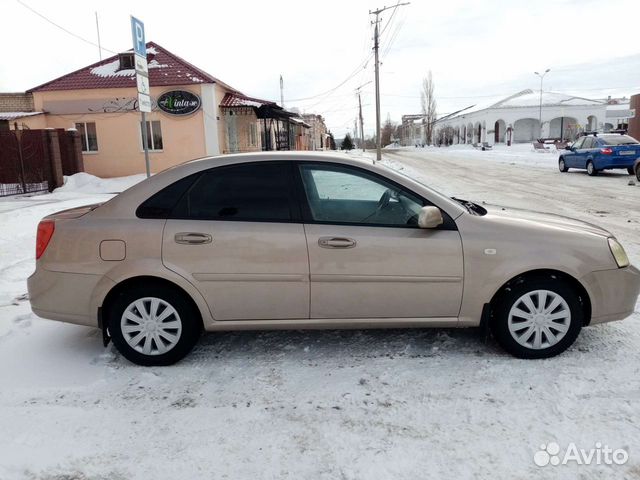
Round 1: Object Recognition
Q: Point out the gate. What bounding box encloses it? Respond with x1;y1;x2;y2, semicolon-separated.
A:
0;130;50;196
0;129;83;197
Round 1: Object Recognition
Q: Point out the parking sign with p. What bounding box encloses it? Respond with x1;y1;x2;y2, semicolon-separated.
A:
130;16;146;58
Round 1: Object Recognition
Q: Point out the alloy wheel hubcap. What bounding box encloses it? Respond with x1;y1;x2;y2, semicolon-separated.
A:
121;297;182;356
507;290;571;350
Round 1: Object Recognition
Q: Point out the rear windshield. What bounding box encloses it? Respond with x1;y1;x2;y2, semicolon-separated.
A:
599;135;639;146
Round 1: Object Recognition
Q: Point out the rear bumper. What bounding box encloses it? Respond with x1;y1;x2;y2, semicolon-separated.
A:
581;265;640;325
27;268;101;327
597;157;637;169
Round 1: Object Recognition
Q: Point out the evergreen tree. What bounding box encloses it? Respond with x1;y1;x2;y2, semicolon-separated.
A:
341;133;354;151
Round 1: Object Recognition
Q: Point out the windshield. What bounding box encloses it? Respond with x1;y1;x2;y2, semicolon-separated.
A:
600;135;639;145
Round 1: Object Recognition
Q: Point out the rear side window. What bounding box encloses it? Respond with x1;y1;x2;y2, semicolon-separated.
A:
172;163;296;222
136;173;200;219
600;135;639;146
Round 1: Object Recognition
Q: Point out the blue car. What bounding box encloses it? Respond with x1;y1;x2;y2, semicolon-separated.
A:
559;133;640;176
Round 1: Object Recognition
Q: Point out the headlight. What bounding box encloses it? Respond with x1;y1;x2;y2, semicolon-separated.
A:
608;238;630;268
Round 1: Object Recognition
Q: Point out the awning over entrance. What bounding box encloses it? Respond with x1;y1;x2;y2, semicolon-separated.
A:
219;92;295;120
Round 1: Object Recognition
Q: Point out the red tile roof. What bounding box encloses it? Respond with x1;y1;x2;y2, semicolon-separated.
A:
28;42;239;93
219;92;277;108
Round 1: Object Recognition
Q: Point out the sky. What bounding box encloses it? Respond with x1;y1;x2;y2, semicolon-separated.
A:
2;0;640;137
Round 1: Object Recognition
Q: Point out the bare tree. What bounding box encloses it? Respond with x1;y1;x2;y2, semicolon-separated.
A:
420;71;437;145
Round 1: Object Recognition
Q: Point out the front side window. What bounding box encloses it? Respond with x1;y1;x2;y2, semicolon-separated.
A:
572;137;585;149
582;137;594;149
75;122;98;152
173;163;294;221
298;164;424;226
140;120;163;151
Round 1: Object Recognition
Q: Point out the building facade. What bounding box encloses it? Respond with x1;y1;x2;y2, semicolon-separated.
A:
301;114;330;150
6;42;310;177
435;89;632;146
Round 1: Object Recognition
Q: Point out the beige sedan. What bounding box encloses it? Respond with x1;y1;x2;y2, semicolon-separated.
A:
28;152;640;365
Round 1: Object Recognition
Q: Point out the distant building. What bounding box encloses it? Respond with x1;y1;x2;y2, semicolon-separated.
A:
302;114;330;150
3;42;309;177
434;89;632;145
398;114;426;146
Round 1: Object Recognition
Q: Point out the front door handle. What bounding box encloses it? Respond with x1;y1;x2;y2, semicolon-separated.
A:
318;237;357;249
175;232;212;245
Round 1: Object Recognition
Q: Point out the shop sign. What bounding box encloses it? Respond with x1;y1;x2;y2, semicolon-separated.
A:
157;90;201;116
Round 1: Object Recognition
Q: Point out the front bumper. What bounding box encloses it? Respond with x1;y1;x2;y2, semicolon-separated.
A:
580;265;640;325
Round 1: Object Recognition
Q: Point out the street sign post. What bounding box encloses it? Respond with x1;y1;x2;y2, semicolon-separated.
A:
131;15;151;177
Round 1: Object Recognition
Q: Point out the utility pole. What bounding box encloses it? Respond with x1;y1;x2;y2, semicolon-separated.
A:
357;90;365;152
95;12;102;60
370;2;410;163
280;75;284;108
534;69;550;139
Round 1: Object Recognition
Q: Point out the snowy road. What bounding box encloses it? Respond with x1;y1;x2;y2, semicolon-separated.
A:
1;149;639;480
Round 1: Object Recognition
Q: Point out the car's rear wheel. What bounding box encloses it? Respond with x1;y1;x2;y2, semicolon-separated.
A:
587;160;598;176
558;158;569;172
628;167;635;175
108;283;202;366
636;164;640;181
491;278;583;359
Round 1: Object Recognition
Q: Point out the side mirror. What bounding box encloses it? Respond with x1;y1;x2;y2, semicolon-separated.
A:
418;206;443;229
564;145;572;151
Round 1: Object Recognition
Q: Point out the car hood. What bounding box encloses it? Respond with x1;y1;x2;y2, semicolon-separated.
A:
482;204;612;238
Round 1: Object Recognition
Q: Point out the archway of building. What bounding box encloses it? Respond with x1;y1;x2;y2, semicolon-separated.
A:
587;115;598;131
513;118;541;143
603;123;614;132
474;122;482;143
494;119;506;143
467;123;473;143
548;117;578;141
461;125;466;143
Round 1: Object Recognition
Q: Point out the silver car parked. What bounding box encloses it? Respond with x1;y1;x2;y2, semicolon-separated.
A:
28;152;640;365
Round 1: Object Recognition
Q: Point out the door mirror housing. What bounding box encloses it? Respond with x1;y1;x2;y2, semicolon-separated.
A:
564;145;573;151
418;206;443;229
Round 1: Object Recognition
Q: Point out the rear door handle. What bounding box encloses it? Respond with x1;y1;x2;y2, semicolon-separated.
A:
175;232;212;245
318;237;357;249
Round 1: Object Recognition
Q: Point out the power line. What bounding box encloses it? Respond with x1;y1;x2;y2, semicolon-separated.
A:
17;0;117;54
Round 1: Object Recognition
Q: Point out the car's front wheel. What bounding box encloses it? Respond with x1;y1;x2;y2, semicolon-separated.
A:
558;158;569;172
491;278;583;359
587;160;598;176
107;283;202;366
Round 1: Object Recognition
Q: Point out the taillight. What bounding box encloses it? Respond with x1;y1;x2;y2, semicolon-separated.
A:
600;148;613;155
35;220;55;260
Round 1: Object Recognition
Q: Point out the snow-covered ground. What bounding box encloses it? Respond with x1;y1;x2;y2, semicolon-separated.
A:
0;153;639;480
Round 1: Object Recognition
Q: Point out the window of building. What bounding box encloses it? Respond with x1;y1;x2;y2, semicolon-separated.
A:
140;120;163;151
172;163;294;222
75;122;98;152
248;123;258;146
118;53;135;70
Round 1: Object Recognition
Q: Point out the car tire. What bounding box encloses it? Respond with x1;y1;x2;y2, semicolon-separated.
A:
628;167;635;176
558;158;569;172
490;277;583;359
636;164;640;182
586;160;598;176
107;282;202;366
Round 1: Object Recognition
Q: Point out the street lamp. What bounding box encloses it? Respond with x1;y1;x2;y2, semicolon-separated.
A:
534;68;550;139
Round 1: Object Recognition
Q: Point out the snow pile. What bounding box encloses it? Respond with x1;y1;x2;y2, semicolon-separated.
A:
54;172;146;194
